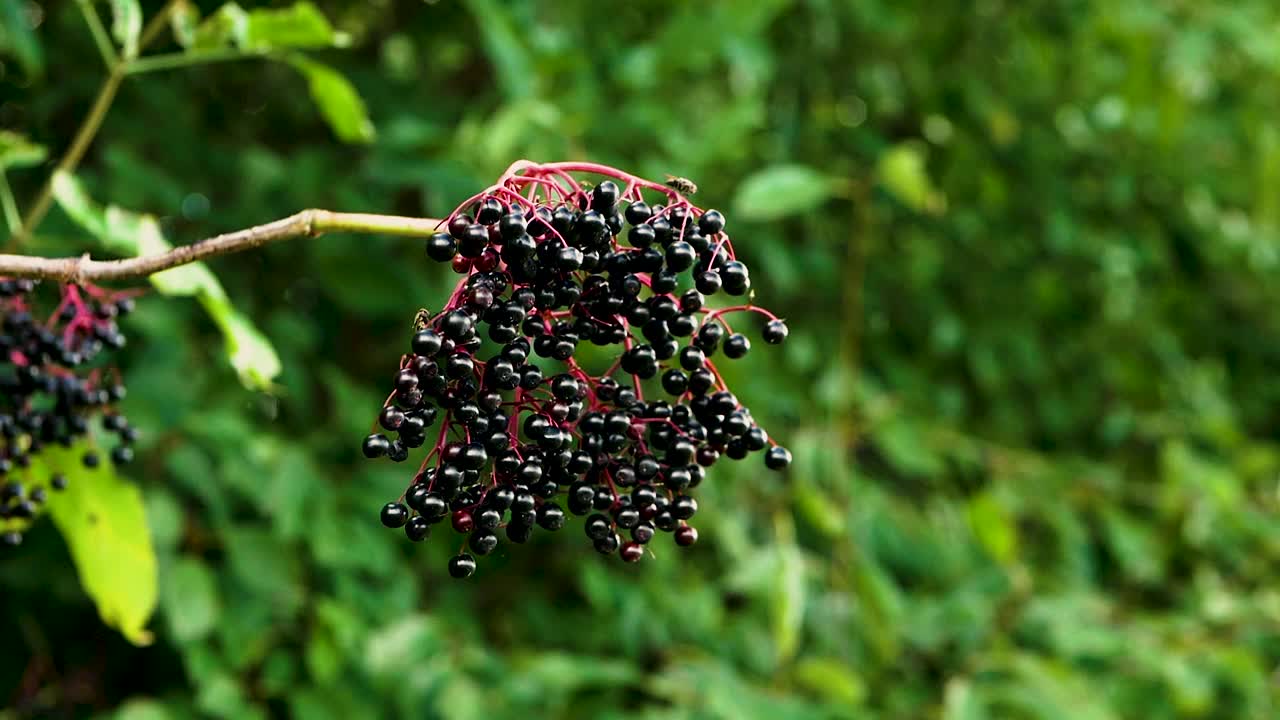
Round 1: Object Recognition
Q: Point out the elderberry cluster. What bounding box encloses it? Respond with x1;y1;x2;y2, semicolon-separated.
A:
0;278;138;546
361;165;791;578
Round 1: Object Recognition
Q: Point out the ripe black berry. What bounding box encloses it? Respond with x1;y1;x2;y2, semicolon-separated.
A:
380;502;409;528
448;553;477;578
765;446;793;470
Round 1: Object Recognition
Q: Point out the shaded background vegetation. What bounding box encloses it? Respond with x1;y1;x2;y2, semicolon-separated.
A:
3;0;1280;718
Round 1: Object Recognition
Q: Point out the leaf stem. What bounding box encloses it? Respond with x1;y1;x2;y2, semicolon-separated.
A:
0;170;21;234
75;0;119;69
124;49;268;75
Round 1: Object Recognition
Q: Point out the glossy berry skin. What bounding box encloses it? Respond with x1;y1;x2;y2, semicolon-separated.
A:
723;334;751;359
762;319;789;345
380;502;409;528
765;446;793;470
426;232;458;262
405;516;431;541
675;525;699;546
360;427;389;456
449;553;477;578
620;542;644;562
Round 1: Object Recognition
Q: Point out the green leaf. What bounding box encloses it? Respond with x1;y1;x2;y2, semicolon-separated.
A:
200;296;284;391
191;2;248;51
734;165;835;221
243;2;347;50
771;536;806;663
162;557;221;644
287;56;376;144
0;0;43;77
169;0;201;48
51;171;282;391
793;657;865;706
39;444;157;646
878;142;945;214
968;491;1018;565
0;130;47;170
110;0;143;59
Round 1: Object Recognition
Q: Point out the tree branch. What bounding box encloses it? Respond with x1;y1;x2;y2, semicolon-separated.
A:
0;210;444;285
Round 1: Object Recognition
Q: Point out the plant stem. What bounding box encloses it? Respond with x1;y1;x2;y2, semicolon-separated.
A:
0;210;444;284
8;68;125;250
124;48;267;75
0;170;21;234
137;0;180;51
75;0;119;69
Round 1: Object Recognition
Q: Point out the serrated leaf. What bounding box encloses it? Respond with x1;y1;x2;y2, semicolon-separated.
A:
243;2;345;50
110;0;143;58
287;56;376;144
734;164;835;221
39;444;157;646
162;557;221;644
0;0;44;77
0;130;47;170
51;171;281;391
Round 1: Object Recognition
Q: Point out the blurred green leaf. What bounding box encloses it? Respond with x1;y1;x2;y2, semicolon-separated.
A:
243;2;347;50
169;0;200;48
968;491;1018;565
734;164;835;221
771;532;805;663
0;0;43;77
0;129;46;169
877;142;944;214
161;557;221;644
793;656;865;706
287;55;377;144
40;444;157;646
110;0;142;58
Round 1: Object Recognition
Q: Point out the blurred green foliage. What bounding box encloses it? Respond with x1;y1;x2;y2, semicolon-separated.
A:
2;0;1280;718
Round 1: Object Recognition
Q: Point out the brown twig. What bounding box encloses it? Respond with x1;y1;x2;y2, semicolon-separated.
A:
0;210;443;284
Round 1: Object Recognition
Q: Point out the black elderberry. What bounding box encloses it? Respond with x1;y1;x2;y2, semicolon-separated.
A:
380;502;410;528
593;533;620;554
763;319;789;344
448;553;477;578
765;446;793;470
405;516;431;541
698;209;725;235
723;334;751;359
426;232;458;262
469;531;499;555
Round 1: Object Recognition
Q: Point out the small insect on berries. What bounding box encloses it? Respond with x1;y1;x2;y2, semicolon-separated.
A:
664;174;698;195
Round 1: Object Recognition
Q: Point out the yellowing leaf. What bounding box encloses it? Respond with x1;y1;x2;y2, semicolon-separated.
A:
40;445;157;646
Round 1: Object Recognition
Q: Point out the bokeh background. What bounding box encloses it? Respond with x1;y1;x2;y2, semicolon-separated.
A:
3;1;1280;718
